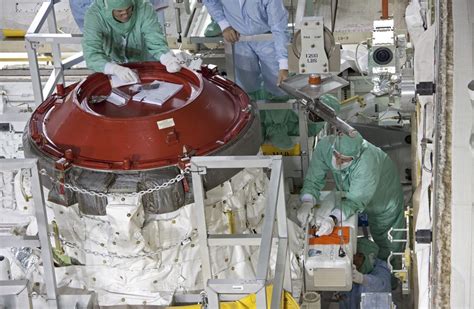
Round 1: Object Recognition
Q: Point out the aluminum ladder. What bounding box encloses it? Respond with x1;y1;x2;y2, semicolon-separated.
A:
190;156;292;308
0;159;59;308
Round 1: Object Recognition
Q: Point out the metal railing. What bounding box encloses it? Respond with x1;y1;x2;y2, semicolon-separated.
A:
25;0;84;105
190;155;291;308
0;159;58;308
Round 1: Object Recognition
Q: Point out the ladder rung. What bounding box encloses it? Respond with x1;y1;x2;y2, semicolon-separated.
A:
208;234;262;246
207;279;265;294
0;280;29;296
0;235;40;248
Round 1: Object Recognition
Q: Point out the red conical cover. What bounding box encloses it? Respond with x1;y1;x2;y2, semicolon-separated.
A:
28;63;254;170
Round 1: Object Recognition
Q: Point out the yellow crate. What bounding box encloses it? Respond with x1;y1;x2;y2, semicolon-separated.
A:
261;143;301;156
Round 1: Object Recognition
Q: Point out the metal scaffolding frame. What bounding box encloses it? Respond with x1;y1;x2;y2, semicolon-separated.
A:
190;156;291;308
25;0;83;106
0;159;59;308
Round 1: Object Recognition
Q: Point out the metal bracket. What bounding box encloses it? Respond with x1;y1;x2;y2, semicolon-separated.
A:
190;164;207;175
28;41;41;50
415;229;432;244
416;82;436;96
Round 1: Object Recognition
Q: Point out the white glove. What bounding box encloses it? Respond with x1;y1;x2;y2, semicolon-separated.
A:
297;201;314;226
160;51;182;73
352;265;365;284
330;208;347;223
104;63;139;83
315;216;336;236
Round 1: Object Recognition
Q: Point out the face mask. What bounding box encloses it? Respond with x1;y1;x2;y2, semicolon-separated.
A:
332;155;353;170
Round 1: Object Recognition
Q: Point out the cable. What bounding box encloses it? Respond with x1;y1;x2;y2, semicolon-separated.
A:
354;41;374;87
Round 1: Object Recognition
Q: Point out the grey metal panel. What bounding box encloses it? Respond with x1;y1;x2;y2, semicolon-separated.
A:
0;236;40;248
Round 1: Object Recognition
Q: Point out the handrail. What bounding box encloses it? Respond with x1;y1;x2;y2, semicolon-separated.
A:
25;0;84;105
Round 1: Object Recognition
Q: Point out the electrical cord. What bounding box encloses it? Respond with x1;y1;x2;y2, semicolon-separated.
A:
354;41;374;87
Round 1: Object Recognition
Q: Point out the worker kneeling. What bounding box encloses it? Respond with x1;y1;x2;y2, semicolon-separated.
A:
337;238;391;309
297;133;405;264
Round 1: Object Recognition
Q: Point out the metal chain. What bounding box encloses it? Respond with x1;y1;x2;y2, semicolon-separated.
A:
56;231;196;260
39;167;191;198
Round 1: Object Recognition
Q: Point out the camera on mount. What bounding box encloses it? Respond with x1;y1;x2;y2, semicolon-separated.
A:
368;19;398;75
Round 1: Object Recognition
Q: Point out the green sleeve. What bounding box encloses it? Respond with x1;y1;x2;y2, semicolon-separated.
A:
301;139;331;200
140;2;170;61
82;7;110;72
341;149;381;217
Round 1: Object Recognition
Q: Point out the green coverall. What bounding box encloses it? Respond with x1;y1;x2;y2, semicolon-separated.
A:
301;134;405;260
261;94;342;149
82;0;169;72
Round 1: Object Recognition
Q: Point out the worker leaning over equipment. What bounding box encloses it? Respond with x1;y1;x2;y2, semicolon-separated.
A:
338;238;392;309
297;133;405;263
71;0;168;31
202;0;289;99
82;0;181;82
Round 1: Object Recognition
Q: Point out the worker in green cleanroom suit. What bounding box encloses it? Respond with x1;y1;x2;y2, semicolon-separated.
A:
82;0;181;82
261;94;342;149
297;133;405;261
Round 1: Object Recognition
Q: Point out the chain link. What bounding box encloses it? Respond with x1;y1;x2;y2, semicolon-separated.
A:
39;167;191;199
56;231;197;260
